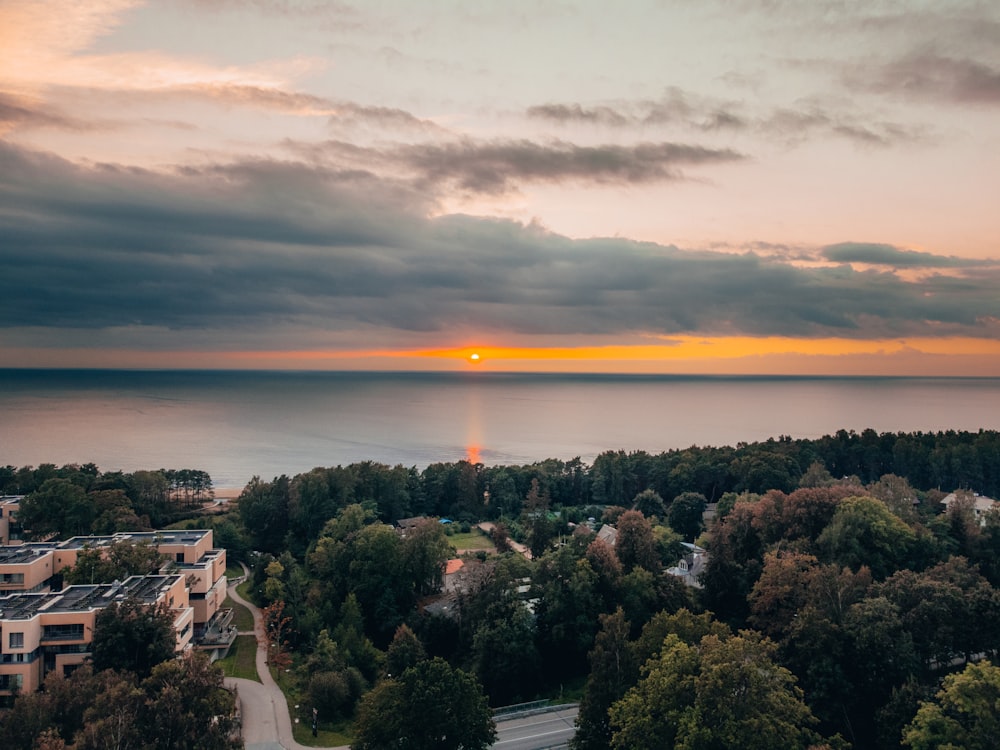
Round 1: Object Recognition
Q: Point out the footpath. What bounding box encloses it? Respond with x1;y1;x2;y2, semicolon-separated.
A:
225;565;349;750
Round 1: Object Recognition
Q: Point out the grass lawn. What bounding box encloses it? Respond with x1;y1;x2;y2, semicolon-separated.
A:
224;595;256;632
449;529;496;552
226;562;244;579
216;635;259;682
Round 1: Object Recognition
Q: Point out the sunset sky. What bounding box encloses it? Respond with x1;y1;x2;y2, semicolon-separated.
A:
2;0;999;374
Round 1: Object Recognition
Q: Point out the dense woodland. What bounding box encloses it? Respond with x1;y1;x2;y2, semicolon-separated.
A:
4;428;1000;748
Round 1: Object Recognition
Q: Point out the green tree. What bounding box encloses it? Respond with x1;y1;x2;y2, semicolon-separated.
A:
386;623;426;677
903;660;1000;750
615;510;659;573
572;608;637;750
818;495;917;579
472;597;540;705
237;475;290;554
401;517;452;596
610;631;838;750
138;652;240;750
522;478;556;557
18;478;93;538
63;540;165;585
352;658;495;750
632;489;666;518
667;492;707;540
91;597;176;679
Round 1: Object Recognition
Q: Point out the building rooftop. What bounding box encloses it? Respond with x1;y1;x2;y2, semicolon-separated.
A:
169;548;225;569
55;530;212;550
59;535;118;550
0;544;58;565
0;575;183;620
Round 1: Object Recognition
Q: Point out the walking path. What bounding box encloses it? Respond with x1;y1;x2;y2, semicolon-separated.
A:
225;565;348;750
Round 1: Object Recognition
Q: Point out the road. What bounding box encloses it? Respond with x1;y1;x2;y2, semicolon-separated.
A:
493;706;578;750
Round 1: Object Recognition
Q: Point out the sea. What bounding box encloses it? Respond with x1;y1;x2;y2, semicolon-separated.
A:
2;370;1000;491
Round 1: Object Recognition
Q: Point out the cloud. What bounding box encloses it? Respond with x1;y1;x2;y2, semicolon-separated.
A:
820;242;978;268
393;139;746;194
526;88;744;131
2;142;999;350
526;89;922;148
0;92;100;133
853;53;1000;106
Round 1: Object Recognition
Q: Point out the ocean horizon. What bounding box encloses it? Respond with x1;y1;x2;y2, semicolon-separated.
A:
3;369;1000;490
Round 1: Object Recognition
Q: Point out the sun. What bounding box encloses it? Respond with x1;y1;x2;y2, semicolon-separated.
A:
469;352;481;363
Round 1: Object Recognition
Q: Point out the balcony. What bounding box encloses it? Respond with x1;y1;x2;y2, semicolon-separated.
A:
193;608;237;651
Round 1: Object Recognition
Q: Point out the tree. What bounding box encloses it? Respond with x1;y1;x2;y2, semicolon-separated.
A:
237;475;290;554
615;510;659;573
63;540;165;585
386;623;426;677
352;657;495;750
818;495;917;579
609;632;839;750
263;599;294;672
472;597;540;705
632;489;666;519
91;597;176;678
903;660;1000;750
572;608;637;750
401;517;452;596
18;478;93;538
137;652;240;750
666;491;707;540
522;478;556;557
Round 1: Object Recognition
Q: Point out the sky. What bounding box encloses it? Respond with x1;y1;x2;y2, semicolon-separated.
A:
1;0;999;375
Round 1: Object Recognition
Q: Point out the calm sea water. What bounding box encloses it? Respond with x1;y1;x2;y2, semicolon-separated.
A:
2;370;1000;490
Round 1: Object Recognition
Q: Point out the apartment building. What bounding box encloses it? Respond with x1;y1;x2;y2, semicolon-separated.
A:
0;497;23;546
0;574;193;694
0;529;235;695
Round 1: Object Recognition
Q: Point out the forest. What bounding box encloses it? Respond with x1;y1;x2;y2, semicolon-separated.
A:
4;427;1000;749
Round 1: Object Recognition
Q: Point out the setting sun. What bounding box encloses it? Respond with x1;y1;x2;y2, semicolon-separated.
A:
469;352;481;362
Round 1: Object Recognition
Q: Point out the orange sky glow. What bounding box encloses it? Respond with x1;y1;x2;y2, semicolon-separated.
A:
7;336;999;376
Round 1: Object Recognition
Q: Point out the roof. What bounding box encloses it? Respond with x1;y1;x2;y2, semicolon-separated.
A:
942;492;998;514
0;574;183;620
596;524;618;547
444;558;464;576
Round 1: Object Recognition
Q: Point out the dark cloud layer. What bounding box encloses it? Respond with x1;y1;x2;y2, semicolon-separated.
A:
821;242;977;268
288;137;745;195
1;142;998;344
395;139;745;193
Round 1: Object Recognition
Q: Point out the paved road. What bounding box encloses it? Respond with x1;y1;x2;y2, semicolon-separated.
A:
493;706;578;750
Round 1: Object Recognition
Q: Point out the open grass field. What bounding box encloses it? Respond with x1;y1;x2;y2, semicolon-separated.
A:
216;634;259;681
448;529;496;552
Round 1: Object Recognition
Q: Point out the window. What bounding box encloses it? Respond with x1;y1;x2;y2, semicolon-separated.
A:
8;632;24;649
0;573;24;584
41;624;84;641
0;674;24;691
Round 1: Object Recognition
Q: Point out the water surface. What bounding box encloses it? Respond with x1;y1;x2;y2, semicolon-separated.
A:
2;370;999;489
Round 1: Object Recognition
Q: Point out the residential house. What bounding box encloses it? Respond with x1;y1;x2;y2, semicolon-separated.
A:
666;542;707;589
